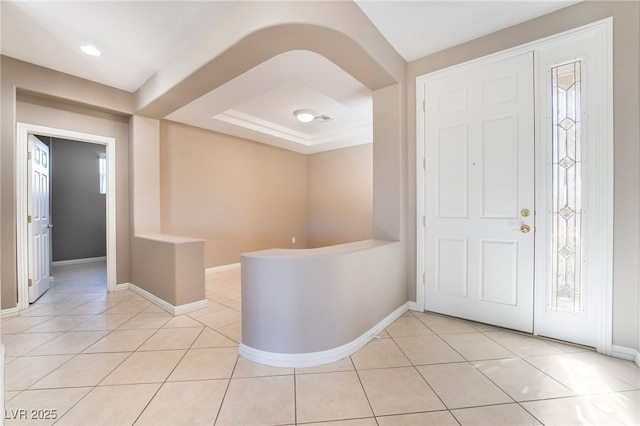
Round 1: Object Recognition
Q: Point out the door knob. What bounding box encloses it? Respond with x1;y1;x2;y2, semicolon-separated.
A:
519;224;531;233
521;209;531;217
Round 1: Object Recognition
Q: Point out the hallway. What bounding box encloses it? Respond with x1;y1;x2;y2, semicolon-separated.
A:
2;260;639;425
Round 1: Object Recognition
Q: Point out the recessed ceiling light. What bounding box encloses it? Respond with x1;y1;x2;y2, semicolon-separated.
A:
293;109;316;123
81;45;102;57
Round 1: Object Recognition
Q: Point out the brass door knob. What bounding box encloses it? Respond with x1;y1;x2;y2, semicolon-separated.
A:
520;224;531;233
521;209;531;217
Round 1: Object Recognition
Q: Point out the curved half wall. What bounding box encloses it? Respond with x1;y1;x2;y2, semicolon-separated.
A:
239;239;407;367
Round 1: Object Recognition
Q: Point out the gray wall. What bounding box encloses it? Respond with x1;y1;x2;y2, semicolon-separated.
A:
50;137;107;261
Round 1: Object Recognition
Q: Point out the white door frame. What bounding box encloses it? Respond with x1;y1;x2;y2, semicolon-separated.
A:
416;18;613;354
16;123;117;309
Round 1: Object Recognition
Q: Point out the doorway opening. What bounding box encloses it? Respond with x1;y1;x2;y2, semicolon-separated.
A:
16;123;117;310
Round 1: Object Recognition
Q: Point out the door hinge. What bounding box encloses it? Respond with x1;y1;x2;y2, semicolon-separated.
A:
423;158;426;170
27;151;32;160
27;215;32;224
422;273;426;284
422;100;426;112
423;216;426;227
28;279;33;288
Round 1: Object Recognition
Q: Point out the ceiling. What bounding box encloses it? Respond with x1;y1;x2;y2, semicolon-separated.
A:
1;0;579;154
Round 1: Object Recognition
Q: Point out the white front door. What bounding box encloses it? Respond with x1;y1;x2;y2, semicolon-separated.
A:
28;135;51;302
421;51;535;332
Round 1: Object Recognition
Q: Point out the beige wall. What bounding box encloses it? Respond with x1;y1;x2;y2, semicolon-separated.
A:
307;144;373;248
407;1;640;349
160;121;309;267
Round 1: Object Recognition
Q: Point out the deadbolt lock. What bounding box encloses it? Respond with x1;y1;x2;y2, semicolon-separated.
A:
521;209;531;217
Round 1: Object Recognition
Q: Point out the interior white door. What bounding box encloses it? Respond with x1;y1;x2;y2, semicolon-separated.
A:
28;135;51;302
422;51;535;332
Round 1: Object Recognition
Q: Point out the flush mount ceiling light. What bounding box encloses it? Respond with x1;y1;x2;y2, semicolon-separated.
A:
80;45;102;57
293;109;317;123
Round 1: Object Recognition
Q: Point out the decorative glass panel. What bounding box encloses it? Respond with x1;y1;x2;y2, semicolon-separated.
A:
99;154;107;195
550;61;583;314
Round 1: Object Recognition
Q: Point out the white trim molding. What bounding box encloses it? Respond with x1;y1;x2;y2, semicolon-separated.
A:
1;307;21;319
239;302;409;368
127;283;208;316
205;263;241;274
16;123;117;310
611;345;640;368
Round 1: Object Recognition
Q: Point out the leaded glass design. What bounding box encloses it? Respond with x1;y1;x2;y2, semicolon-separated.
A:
550;61;583;314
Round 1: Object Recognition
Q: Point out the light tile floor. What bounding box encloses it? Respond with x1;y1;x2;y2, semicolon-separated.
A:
2;260;639;425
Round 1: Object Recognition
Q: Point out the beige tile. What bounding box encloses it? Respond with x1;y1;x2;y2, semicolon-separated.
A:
521;396;622;426
101;350;185;385
138;327;202;351
4;387;91;426
71;313;135;331
27;331;109;355
191;327;238;348
351;338;411;370
1;316;54;334
473;358;574;401
2;332;63;356
385;316;434;337
484;331;565;357
30;352;129;389
118;312;172;329
358;366;445;415
570;351;640;388
394;335;465;365
20;303;79;317
524;353;635;394
4;355;72;391
305;418;377;426
24;315;94;333
142;304;166;313
377;411;459;426
4;391;20;403
162;315;204;328
136;379;228;425
55;383;160;426
296;357;355;375
104;300;152;314
63;301;119;315
217;376;295;425
295;371;373;423
168;347;238;381
83;328;155;353
217;320;242;343
417;362;512;408
196;308;242;330
452;403;542;425
233;355;294;378
584;390;640;425
222;298;242;311
185;300;229;319
417;313;478;334
440;333;515;361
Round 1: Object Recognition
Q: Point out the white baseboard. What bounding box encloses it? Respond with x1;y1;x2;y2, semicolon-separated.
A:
128;283;208;316
115;283;130;292
206;263;241;274
52;256;106;267
1;307;20;319
611;344;640;367
239;302;410;368
408;301;419;312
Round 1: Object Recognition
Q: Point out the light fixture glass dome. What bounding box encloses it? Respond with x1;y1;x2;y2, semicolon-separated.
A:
81;45;102;56
293;109;316;123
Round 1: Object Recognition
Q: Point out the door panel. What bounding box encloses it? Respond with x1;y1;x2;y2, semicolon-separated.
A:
29;135;51;302
423;52;535;332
